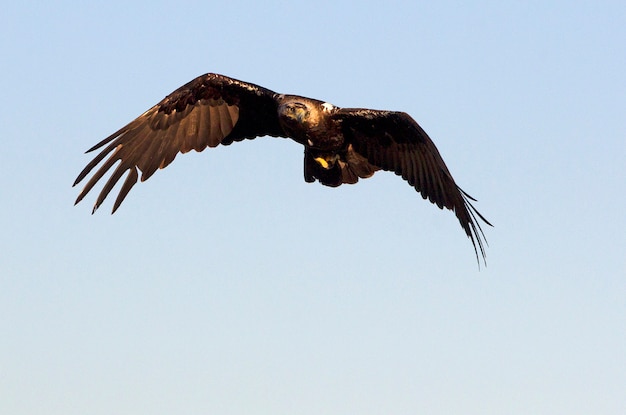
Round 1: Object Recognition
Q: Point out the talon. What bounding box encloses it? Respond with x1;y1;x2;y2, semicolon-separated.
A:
314;157;330;169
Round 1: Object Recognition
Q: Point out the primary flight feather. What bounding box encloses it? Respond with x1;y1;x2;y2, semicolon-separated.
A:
74;73;492;264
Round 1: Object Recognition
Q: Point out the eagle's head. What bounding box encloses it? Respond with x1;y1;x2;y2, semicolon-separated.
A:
276;95;340;150
279;101;311;124
276;97;320;145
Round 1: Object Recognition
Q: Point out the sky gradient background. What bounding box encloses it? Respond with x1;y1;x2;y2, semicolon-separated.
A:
2;1;625;414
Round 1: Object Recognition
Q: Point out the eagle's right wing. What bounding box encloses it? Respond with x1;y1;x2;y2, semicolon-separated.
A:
74;73;286;213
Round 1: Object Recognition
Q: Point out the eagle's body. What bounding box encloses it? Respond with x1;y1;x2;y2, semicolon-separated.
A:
276;95;378;187
74;73;491;263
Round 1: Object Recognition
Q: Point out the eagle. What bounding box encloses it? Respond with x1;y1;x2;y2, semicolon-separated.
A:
74;73;491;263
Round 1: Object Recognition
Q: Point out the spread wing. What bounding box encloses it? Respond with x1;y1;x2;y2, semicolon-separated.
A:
74;73;286;213
336;108;492;264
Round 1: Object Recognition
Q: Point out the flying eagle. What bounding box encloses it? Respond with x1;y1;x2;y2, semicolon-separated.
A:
74;73;491;263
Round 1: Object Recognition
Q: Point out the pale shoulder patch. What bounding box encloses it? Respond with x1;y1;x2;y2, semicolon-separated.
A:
321;102;335;112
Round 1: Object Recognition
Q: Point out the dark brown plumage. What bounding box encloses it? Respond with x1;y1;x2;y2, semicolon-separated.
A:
74;73;491;264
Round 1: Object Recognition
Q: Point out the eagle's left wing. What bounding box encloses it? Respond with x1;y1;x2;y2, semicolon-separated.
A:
335;108;491;263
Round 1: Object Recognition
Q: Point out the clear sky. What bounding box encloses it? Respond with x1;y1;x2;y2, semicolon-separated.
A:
1;1;625;414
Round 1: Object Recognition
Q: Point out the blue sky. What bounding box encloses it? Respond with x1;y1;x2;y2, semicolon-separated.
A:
1;1;625;414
